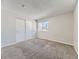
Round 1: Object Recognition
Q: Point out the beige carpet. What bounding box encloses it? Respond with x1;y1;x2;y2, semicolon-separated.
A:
2;39;77;59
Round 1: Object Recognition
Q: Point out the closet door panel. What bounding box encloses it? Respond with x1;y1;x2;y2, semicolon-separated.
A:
16;19;25;42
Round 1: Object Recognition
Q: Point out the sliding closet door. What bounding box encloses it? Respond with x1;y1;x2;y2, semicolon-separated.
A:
16;19;36;42
16;19;25;42
26;20;36;39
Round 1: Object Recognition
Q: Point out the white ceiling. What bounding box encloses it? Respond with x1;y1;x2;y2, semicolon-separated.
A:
2;0;77;20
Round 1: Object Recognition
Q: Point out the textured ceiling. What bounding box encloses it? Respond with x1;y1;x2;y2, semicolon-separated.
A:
2;0;76;20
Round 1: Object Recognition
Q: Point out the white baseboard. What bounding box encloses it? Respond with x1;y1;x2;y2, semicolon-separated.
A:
38;38;73;46
73;46;78;54
2;38;73;48
1;38;33;48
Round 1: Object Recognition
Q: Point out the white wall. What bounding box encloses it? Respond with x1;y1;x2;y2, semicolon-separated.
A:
1;8;36;47
38;13;74;45
1;8;16;47
74;4;78;53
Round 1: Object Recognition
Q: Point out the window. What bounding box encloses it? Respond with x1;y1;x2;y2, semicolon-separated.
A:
38;21;48;31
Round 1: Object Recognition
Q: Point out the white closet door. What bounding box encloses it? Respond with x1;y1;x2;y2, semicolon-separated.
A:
16;19;25;42
26;20;36;39
16;19;36;42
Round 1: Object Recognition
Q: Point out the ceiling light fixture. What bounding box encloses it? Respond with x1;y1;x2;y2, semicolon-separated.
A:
21;4;25;7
